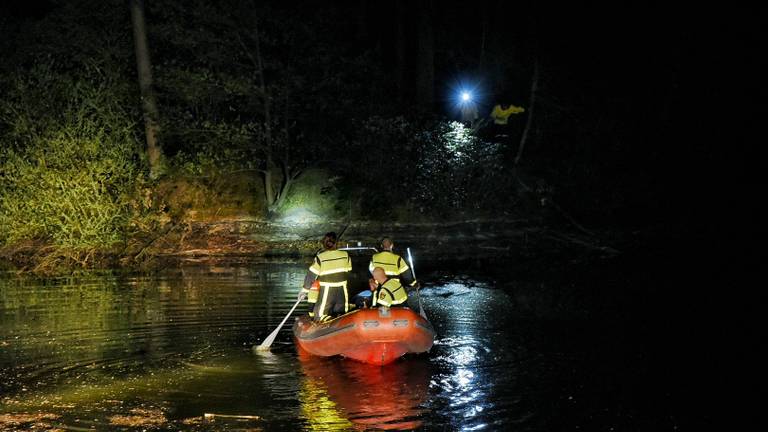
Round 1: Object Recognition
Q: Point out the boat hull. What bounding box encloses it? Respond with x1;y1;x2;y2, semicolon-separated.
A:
293;308;435;365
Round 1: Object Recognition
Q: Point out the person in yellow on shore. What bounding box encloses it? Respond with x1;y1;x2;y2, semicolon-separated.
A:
370;267;408;308
298;232;352;322
368;237;417;288
490;102;525;125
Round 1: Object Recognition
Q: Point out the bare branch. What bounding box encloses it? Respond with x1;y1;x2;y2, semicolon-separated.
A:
234;31;260;73
514;58;540;167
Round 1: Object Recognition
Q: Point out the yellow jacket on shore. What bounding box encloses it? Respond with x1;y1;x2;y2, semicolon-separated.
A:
490;104;525;125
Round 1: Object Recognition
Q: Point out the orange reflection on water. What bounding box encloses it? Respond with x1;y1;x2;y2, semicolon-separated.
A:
297;347;430;430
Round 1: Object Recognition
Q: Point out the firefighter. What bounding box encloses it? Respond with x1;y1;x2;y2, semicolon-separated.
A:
368;237;417;288
298;232;352;321
371;267;408;308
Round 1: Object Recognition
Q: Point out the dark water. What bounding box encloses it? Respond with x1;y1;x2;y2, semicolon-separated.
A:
1;256;693;430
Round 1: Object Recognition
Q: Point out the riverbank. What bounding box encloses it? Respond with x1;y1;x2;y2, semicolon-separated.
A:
0;217;619;273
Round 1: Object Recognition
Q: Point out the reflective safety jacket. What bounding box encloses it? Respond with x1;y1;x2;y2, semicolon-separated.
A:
490;104;525;125
303;249;352;303
373;278;408;307
369;251;417;287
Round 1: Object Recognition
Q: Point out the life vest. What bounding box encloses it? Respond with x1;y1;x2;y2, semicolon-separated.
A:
304;250;351;304
369;251;409;278
373;278;408;307
310;249;351;286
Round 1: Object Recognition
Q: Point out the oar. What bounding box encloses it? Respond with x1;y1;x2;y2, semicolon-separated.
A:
255;297;302;351
407;247;428;320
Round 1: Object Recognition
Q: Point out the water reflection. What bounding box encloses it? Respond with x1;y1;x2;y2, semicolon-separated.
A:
1;259;680;430
297;348;429;430
0;264;507;430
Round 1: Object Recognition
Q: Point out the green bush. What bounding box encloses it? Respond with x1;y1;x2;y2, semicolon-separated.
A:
0;66;141;259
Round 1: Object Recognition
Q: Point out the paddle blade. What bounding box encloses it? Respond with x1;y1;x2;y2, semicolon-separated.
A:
254;297;303;352
254;342;273;351
256;328;279;351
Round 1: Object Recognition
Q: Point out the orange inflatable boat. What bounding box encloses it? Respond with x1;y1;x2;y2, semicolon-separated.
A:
293;308;435;366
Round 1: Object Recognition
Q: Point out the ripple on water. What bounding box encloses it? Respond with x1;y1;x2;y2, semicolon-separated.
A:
2;261;669;430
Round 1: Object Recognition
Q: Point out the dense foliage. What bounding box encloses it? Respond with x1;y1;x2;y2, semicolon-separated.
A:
1;0;722;268
0;63;142;262
345;118;511;218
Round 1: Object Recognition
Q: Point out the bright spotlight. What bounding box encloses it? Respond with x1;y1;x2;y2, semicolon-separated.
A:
460;91;472;102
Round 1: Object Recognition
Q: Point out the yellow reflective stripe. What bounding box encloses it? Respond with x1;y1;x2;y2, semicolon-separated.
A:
308;292;318;303
307;286;319;303
316;250;351;275
309;254;322;274
383;279;403;291
396;254;409;274
318;267;350;276
398;260;409;274
370;251;403;276
343;285;349;313
318;250;348;260
380;279;407;306
371;252;394;265
318;285;330;317
369;263;399;276
380;296;406;306
320;281;348;288
320;256;348;264
376;294;404;307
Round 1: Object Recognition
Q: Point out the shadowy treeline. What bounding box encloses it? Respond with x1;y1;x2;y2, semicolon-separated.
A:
0;0;755;270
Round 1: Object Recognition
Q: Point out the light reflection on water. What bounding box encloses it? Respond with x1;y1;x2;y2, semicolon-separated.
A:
1;259;675;430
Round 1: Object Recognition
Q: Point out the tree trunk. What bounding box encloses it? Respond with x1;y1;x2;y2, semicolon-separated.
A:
264;157;275;208
270;167;296;213
514;59;540;167
129;0;163;178
252;19;276;208
416;0;434;110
